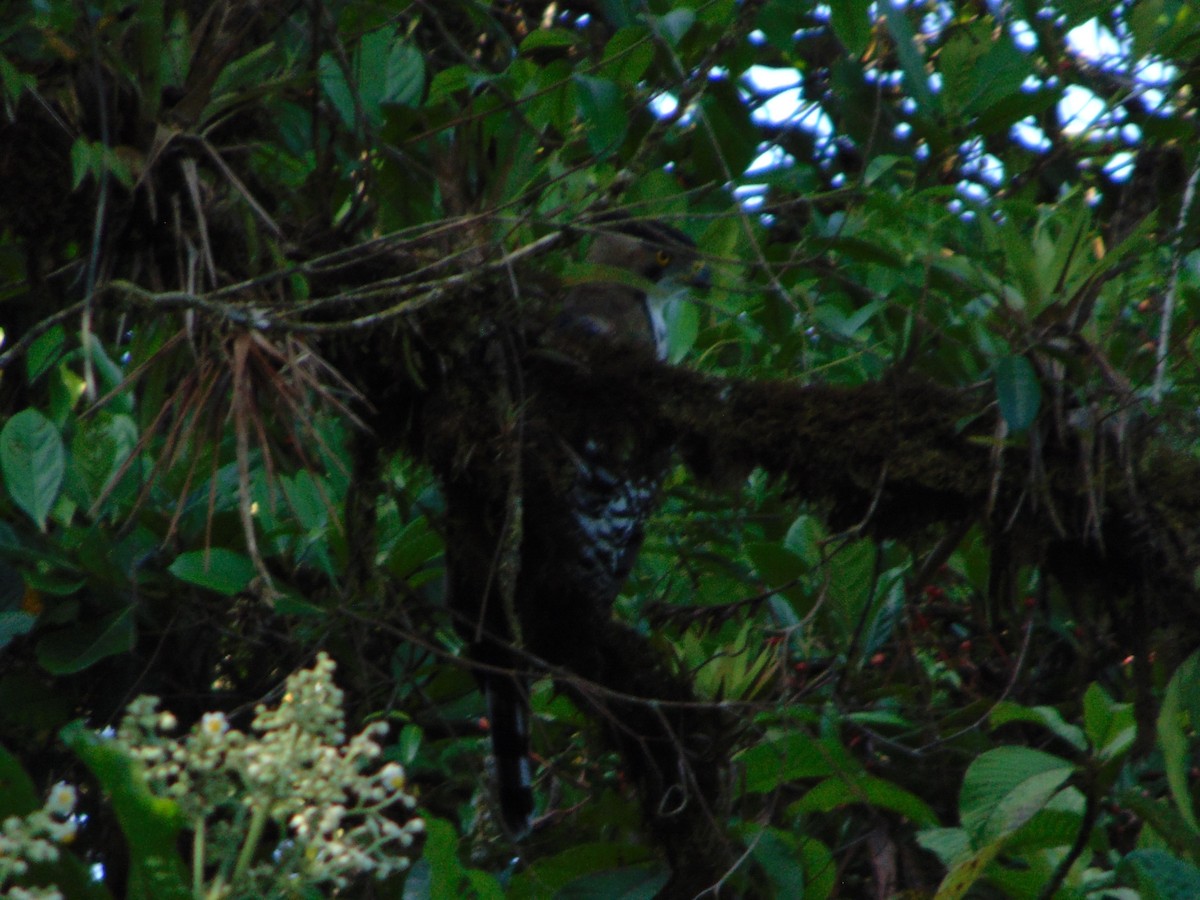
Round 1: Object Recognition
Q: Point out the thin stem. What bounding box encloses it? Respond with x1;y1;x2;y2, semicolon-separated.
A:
231;802;272;886
192;818;206;898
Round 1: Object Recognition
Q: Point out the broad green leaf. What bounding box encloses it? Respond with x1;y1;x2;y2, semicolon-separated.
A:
208;42;278;109
959;747;1074;844
743;826;808;897
917;827;971;867
652;8;695;46
666;297;699;363
168;548;255;596
745;541;809;608
555;863;669;899
62;721;190;900
882;0;938;115
36;606;135;675
1002;787;1085;854
1082;682;1136;761
994;355;1041;432
827;538;876;638
736;732;857;793
270;591;327;617
933;839;1005;899
0;52;35;105
783;514;825;567
384;40;425;108
0;610;35;650
81;332;133;413
509;842;654;897
1119;849;1200;900
989;700;1088;752
71;412;138;510
573;75;626;157
830;0;872;56
599;26;654;84
1;409;66;530
939;20;1032;120
386;516;443;580
1158;650;1200;836
795;774;939;826
405;816;502;899
26;325;65;383
520;29;579;53
755;0;804;51
0;741;39;816
799;835;836;899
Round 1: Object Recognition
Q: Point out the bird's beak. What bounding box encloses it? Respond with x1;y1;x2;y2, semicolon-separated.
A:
688;259;712;290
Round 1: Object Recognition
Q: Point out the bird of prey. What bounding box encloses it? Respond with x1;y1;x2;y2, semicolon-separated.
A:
442;218;709;837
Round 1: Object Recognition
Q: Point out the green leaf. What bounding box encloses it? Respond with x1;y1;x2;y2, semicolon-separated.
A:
510;843;656;897
1119;849;1200;900
554;863;669;899
830;0;872;56
917;826;971;867
0;741;39;816
270;591;327;617
404;817;502;898
882;0;938;115
933;839;1005;900
1002;787;1085;854
989;700;1088;752
652;8;696;46
1158;650;1200;837
573;75;626;157
959;747;1074;845
1082;682;1136;761
798;835;836;899
755;0;804;51
1;409;66;530
666;297;699;364
0;610;35;650
68;139;133;190
26;325;65;383
826;538;877;638
520;29;580;53
736;732;857;793
795;774;939;826
62;721;190;900
994;355;1041;432
168;548;256;596
0;52;35;105
743;826;808;897
36;606;135;675
939;20;1032;121
599;26;654;84
71;412;138;510
81;332;133;413
384;40;425;108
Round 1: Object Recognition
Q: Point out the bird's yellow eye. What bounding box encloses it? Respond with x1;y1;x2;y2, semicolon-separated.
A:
655;250;672;266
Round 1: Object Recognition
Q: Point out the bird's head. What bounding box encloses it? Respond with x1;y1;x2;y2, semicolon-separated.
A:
550;217;709;362
583;219;710;291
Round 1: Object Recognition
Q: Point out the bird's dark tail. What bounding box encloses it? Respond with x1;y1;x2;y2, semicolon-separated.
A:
485;674;534;837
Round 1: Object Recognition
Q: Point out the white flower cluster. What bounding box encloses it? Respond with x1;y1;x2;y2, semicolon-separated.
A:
0;781;78;900
117;652;424;894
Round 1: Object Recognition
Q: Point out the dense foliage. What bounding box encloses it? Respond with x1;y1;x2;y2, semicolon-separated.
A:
4;0;1200;896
